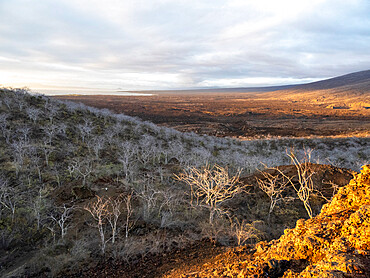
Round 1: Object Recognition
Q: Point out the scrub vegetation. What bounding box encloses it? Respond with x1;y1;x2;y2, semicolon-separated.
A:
0;88;368;277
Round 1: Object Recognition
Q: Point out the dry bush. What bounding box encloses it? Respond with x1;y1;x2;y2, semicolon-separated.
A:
230;219;259;246
175;164;242;224
256;166;290;219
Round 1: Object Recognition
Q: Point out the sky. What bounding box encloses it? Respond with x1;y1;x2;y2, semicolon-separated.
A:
0;0;369;92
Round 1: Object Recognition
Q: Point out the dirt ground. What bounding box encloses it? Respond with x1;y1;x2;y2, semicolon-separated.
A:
54;93;370;138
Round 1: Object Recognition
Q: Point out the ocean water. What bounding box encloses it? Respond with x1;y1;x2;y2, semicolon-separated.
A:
32;88;154;96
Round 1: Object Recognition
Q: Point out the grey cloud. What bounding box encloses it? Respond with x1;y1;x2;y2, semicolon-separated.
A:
0;0;369;90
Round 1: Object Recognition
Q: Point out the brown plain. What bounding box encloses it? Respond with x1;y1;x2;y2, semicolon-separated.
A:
54;70;370;138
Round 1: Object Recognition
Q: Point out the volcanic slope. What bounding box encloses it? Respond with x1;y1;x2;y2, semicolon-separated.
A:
166;165;370;277
262;70;370;109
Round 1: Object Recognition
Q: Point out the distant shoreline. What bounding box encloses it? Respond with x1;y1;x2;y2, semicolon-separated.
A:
33;89;155;96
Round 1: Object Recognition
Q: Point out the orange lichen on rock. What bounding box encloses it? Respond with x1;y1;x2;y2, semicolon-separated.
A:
173;165;370;278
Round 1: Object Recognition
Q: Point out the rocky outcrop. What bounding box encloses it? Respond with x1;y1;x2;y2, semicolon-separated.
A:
182;165;370;277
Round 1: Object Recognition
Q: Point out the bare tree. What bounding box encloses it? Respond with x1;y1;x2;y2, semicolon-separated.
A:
230;219;258;246
123;192;134;238
0;113;9;135
41;136;54;166
44;101;59;124
50;204;75;240
11;139;28;176
175;164;242;224
77;119;94;143
32;187;49;230
138;135;157;167
84;196;110;254
0;113;12;143
87;135;106;159
0;177;17;222
26;107;42;123
106;196;123;244
17;125;31;144
256;167;291;220
28;146;43;182
118;141;137;180
43;124;60;146
137;183;162;221
277;149;315;218
50;163;64;187
2;96;12;109
68;157;94;186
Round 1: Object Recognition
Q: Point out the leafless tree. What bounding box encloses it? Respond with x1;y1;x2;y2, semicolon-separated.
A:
230;219;258;246
123;192;134;238
50;163;64;187
41;137;54;166
77;119;94;143
106;196;123;244
137;183;162;221
50;204;75;240
43;124;60;146
11;139;28;176
68;157;94;186
0;113;11;143
84;196;110;254
2;96;12;109
138;135;157;167
87;135;106;159
138;148;152;167
277;149;315;218
26;107;42;123
0;177;17;222
256;167;291;219
32;186;49;230
169;141;185;165
17;125;31;144
0;113;9;134
44;101;59;124
28;146;43;182
117;141;137;180
175;164;242;224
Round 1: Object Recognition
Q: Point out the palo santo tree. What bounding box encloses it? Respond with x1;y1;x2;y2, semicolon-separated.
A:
84;195;110;254
84;194;134;253
256;167;291;221
106;195;123;244
175;164;242;224
50;204;75;240
278;149;315;218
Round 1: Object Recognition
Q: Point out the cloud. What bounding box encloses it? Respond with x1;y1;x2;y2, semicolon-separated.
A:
0;0;369;91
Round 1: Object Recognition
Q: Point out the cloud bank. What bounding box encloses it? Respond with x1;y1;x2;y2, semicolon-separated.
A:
0;0;369;91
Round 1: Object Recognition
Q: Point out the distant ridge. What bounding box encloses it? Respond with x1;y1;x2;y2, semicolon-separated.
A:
263;69;370;109
290;69;370;91
119;70;370;95
119;84;297;95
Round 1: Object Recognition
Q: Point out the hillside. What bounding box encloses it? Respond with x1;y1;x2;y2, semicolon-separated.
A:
291;70;370;91
0;87;369;277
262;70;370;109
167;165;370;277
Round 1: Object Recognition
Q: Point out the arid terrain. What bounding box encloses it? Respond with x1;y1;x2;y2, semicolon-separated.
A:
55;70;370;139
1;72;369;278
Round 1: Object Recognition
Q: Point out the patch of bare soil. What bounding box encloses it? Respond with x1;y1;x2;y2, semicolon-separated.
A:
58;240;228;278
